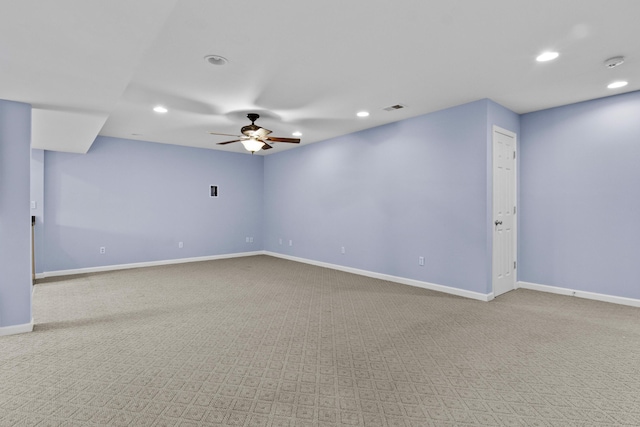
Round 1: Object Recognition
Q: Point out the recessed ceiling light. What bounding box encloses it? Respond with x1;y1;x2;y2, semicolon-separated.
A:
204;55;228;66
153;105;168;113
356;111;370;117
536;51;559;62
292;131;302;137
607;81;628;89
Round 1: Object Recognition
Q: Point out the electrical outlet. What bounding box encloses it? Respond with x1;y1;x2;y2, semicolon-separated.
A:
99;247;106;254
279;238;283;245
246;237;250;243
249;237;253;243
341;246;345;254
289;240;293;246
178;241;183;248
31;201;37;209
418;256;425;266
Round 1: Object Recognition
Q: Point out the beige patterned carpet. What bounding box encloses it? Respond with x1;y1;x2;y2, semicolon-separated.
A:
1;255;639;426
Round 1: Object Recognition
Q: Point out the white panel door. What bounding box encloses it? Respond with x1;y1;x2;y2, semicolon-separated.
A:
492;126;517;297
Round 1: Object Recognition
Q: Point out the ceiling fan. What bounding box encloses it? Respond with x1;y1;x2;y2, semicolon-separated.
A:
209;113;300;153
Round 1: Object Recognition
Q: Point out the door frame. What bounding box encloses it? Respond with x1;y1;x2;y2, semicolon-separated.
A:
492;125;517;297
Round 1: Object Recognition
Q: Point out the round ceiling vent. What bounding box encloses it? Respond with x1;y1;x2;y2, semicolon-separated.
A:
204;55;228;66
603;56;625;69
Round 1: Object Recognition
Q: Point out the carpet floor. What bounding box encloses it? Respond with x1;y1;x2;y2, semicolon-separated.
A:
1;255;639;426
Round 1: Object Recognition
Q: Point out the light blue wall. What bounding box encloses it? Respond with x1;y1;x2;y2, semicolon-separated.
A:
0;99;32;328
7;88;636;335
40;100;521;297
520;90;640;299
42;136;263;272
265;100;500;294
30;149;45;273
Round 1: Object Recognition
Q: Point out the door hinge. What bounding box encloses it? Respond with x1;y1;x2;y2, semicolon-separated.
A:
513;151;516;159
514;206;516;214
514;261;517;269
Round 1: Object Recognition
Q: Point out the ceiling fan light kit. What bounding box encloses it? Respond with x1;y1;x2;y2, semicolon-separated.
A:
240;138;265;153
209;113;301;154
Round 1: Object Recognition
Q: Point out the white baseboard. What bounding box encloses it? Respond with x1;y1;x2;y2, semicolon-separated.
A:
0;318;34;337
34;250;492;302
517;281;640;308
35;251;264;279
265;251;492;302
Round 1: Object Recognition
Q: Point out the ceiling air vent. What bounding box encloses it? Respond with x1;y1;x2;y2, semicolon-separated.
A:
383;104;406;111
603;56;625;69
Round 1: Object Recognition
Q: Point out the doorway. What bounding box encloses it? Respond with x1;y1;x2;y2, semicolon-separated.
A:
492;126;517;297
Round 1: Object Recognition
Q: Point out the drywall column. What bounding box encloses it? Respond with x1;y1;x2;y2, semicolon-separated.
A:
0;99;33;335
30;149;45;274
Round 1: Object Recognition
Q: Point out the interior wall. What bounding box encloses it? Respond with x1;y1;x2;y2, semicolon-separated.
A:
264;100;495;294
30;149;45;273
0;99;32;329
520;90;640;299
42;136;264;272
30;92;640;303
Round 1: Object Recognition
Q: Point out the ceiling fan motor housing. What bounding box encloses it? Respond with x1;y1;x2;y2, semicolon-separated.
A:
242;113;261;136
241;124;260;136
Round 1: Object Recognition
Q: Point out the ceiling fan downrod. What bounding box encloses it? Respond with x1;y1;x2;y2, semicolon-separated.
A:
247;113;260;124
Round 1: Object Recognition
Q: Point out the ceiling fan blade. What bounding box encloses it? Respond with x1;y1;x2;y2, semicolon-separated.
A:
208;132;243;137
216;139;243;145
261;143;273;150
254;127;272;139
265;136;300;143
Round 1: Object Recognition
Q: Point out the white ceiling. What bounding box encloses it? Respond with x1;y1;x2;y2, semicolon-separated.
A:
1;0;638;155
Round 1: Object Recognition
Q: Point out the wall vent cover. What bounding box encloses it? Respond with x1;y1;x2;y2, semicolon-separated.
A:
383;104;406;111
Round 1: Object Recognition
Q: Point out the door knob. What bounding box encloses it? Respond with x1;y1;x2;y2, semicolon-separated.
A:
494;220;503;226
